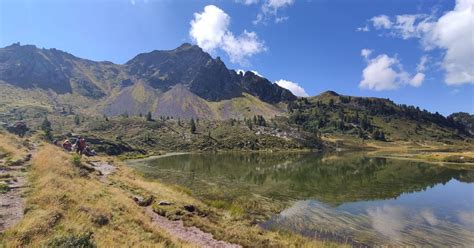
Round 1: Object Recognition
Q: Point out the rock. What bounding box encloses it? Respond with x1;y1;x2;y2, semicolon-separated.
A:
158;201;173;206
138;195;154;207
183;205;196;212
91;213;109;226
133;196;143;203
133;195;154;207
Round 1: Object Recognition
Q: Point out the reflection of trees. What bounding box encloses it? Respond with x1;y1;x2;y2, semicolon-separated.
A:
138;152;473;205
274;155;471;205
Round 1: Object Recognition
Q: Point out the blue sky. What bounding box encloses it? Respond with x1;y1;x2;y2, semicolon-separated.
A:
0;0;472;115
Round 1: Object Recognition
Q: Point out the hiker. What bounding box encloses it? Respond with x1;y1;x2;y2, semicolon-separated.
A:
75;136;86;154
62;139;72;151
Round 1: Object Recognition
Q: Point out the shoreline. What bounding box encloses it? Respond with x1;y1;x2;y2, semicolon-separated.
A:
124;146;474;167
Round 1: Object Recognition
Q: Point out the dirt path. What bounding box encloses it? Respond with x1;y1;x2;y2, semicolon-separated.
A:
91;160;240;247
145;207;241;248
0;154;31;233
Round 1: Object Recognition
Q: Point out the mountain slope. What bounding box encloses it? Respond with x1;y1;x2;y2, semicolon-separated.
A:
101;83;286;120
0;43;294;119
448;112;474;135
287;91;472;143
0;43;125;98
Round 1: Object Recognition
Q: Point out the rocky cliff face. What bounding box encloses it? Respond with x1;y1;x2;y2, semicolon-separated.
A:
125;43;295;102
0;43;74;94
449;112;474;135
0;43;126;99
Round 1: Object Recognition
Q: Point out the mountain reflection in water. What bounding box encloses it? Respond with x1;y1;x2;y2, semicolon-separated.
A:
129;152;474;246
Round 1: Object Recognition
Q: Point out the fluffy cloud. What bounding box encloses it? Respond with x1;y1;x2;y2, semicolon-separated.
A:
366;0;474;85
410;73;425;87
275;79;309;97
360;51;423;91
253;0;295;24
189;5;229;51
189;5;266;65
371;15;392;29
427;0;474;85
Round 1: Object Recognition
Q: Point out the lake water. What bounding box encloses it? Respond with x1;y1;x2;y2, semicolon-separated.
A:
128;152;474;246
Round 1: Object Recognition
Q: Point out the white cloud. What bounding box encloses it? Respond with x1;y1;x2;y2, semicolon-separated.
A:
360;51;423;90
356;25;370;32
367;0;474;85
275;79;309;97
367;205;408;239
189;5;229;52
427;0;474;85
410;55;428;87
253;0;295;24
371;15;392;29
189;5;266;65
416;55;429;72
221;30;266;64
410;73;425;87
451;88;460;95
275;16;289;23
361;48;373;59
360;54;404;91
420;209;439;226
130;0;149;5
266;0;294;9
394;15;423;39
235;0;259;5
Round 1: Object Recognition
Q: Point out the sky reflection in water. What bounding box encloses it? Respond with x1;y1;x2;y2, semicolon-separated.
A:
129;152;474;246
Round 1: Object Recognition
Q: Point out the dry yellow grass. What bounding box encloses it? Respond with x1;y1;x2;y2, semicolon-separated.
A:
1;144;185;247
0;131;29;161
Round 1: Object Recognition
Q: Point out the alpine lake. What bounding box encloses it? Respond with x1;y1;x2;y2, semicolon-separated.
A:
127;152;474;246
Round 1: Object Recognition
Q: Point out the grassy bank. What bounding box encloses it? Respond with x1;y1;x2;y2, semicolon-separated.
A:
0;134;341;247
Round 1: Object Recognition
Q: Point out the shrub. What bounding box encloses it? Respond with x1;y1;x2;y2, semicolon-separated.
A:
0;183;9;193
71;154;81;167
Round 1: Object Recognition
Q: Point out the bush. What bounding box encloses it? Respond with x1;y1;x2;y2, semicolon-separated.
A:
0;183;9;193
47;232;96;248
71;154;81;167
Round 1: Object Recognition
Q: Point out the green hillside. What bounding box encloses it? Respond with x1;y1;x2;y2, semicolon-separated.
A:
287;91;472;145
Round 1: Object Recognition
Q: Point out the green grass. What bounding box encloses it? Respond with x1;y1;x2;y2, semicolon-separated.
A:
0;182;9;193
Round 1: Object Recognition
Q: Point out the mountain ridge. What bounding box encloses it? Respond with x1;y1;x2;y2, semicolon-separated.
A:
0;42;297;119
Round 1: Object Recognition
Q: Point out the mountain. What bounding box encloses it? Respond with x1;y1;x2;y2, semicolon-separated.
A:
287;91;472;142
0;42;124;98
0;42;471;144
0;43;294;119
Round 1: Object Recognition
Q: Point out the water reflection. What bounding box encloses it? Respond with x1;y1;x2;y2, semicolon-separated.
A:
263;196;474;246
130;152;473;205
129;152;474;246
